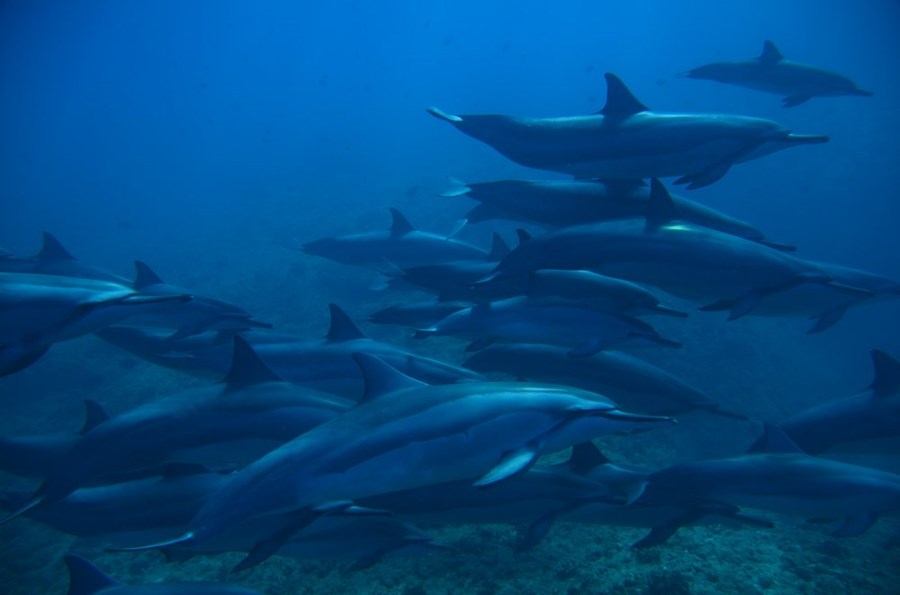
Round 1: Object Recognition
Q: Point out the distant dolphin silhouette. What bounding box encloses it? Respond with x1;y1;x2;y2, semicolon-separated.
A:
683;40;872;107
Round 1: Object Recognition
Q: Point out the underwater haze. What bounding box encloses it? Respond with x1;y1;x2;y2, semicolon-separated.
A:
2;0;900;593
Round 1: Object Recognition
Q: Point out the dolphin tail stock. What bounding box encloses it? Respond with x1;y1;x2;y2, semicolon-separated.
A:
426;107;463;124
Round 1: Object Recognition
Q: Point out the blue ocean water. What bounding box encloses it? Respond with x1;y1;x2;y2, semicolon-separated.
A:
1;1;899;593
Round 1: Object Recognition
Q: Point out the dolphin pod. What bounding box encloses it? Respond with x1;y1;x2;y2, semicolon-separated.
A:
0;272;191;376
3;41;899;592
486;179;888;332
95;303;484;398
684;40;873;107
0;337;351;524
428;72;828;189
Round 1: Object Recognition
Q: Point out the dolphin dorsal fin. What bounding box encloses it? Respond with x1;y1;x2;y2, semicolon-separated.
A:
79;400;110;434
870;349;900;397
567;442;611;475
389;208;415;236
133;260;165;289
352;353;427;403
64;554;120;595
38;232;76;262
488;232;511;261
326;304;367;342
515;229;533;247
223;336;282;390
645;179;680;231
750;423;804;454
600;73;649;118
758;40;784;65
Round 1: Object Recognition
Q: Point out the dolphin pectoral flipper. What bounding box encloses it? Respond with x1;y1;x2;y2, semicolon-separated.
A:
807;304;849;334
517;512;558;552
782;94;813;108
674;160;734;190
632;509;706;548
107;531;196;553
473;446;540;487
234;504;355;572
832;512;879;538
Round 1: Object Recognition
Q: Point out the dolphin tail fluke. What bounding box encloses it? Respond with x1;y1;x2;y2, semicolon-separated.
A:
426;107;463;124
106;531;195;553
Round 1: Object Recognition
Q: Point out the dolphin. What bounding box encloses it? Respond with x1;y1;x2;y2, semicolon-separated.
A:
0;400;110;478
123;261;271;339
443;178;790;249
381;259;524;303
428;73;828;189
302;208;489;267
2;466;447;571
463;343;745;419
695;259;898;333
635;424;900;537
62;554;262;595
0;232;130;283
0;272;190;376
415;296;682;356
1;337;352;523
488;180;871;328
96;304;484;398
752;350;900;455
683;41;873;107
0;463;230;543
360;442;769;550
118;354;674;568
526;269;687;317
162;515;450;572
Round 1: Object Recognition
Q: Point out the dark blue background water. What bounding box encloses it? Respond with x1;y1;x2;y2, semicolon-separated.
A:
1;1;899;592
